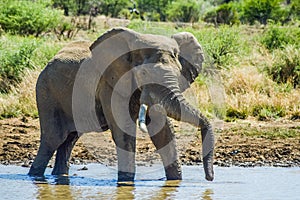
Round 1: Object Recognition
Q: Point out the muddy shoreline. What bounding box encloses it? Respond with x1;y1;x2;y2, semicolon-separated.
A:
0;117;299;169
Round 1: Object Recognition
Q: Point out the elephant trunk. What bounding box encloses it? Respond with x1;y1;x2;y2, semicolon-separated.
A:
162;90;214;181
139;79;214;181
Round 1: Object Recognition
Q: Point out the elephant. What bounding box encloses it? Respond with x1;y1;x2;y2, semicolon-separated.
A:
28;27;215;181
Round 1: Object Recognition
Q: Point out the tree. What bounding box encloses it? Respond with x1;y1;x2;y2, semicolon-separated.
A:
204;2;240;25
52;0;98;16
166;0;201;22
136;0;173;21
241;0;282;25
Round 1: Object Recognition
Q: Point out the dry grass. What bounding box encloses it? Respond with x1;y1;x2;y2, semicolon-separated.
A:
183;42;300;121
1;23;299;122
0;69;39;118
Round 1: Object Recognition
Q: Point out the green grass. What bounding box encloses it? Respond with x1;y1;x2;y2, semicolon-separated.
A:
231;125;300;139
0;19;300;124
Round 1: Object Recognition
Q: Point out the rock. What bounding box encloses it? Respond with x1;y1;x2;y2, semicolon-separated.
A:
78;166;88;171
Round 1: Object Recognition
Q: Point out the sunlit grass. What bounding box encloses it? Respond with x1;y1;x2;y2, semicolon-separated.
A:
1;19;300;123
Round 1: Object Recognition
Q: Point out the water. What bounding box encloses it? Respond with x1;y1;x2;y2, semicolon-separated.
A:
0;164;299;200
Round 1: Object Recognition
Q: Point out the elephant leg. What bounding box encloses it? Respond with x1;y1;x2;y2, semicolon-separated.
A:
147;113;182;180
112;128;136;182
28;141;56;176
29;104;69;177
99;86;137;182
52;131;79;176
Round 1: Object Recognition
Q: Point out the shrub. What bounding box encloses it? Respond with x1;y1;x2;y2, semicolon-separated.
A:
166;0;201;22
136;0;172;21
241;0;283;25
252;105;285;121
187;25;242;68
204;2;240;25
0;36;39;93
267;45;300;88
260;25;300;50
290;1;300;20
0;0;63;36
100;0;131;18
226;107;248;121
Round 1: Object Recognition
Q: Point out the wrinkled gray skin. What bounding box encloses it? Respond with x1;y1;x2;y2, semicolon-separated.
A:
28;28;214;181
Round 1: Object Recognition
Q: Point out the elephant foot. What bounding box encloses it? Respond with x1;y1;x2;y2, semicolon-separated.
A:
52;165;69;176
165;162;182;180
118;171;135;182
203;152;214;181
28;165;46;177
55;175;70;185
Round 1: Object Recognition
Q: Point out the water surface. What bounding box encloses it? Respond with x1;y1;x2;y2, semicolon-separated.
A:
0;164;299;199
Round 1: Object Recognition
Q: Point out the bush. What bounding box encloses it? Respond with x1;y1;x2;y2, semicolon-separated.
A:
166;0;201;22
267;45;300;88
187;25;242;68
0;0;63;36
0;36;39;93
241;0;284;25
252;105;285;121
260;25;300;50
290;1;300;20
226;107;248;121
204;2;240;25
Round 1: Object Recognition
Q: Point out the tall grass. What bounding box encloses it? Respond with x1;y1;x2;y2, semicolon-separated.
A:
0;69;39;118
0;35;63;93
0;35;63;118
1;19;300;122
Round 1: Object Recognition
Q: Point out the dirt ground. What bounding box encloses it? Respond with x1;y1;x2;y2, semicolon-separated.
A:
0;117;299;169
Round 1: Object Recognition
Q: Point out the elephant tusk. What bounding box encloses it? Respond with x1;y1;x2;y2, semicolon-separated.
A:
138;104;148;133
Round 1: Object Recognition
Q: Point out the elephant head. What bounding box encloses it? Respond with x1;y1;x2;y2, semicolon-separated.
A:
85;28;214;181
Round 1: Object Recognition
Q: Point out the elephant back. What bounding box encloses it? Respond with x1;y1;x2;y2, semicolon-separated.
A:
53;40;92;63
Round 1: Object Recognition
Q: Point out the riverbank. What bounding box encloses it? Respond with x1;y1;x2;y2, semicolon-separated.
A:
0;117;299;168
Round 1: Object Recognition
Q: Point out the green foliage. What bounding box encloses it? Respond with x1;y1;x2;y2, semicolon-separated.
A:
252;105;285;121
0;36;39;93
204;2;240;25
166;0;200;22
0;34;62;93
290;1;300;20
187;25;242;68
0;0;63;36
240;0;284;25
236;126;300;139
53;0;88;16
226;107;248;121
100;0;131;18
137;0;172;21
260;25;300;50
267;45;300;88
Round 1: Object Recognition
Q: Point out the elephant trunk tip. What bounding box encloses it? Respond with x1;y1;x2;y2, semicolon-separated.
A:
205;173;214;181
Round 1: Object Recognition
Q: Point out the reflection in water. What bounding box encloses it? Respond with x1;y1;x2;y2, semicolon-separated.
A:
152;180;181;200
34;175;73;199
202;189;213;200
2;165;298;199
115;182;135;200
36;183;74;199
34;177;182;199
114;180;181;200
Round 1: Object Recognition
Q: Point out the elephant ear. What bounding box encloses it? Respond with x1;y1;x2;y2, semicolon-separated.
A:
89;27;139;97
171;32;204;91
